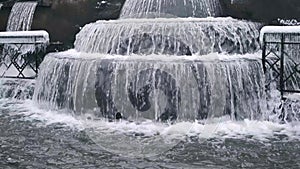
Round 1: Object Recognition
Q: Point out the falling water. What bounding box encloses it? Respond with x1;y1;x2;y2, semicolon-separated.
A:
32;0;270;122
0;0;299;167
120;0;223;18
75;18;260;55
6;2;38;31
34;51;266;121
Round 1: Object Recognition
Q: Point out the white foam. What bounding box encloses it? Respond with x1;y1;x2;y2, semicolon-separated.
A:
49;49;262;62
97;17;238;24
3;99;299;142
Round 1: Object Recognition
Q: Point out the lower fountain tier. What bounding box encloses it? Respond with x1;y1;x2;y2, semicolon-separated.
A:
74;17;260;56
34;51;267;121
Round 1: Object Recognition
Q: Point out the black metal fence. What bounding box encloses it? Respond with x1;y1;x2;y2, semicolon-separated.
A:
262;32;300;99
0;32;49;79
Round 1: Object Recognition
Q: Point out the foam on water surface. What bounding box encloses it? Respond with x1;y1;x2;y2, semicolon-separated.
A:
0;73;298;158
1;98;299;142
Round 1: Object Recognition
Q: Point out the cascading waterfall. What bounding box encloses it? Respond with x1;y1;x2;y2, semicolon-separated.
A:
34;51;267;121
34;0;274;122
120;0;223;18
75;18;260;55
1;1;300;166
6;2;38;31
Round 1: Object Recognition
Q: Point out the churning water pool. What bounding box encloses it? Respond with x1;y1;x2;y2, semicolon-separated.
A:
0;84;299;168
1;0;300;168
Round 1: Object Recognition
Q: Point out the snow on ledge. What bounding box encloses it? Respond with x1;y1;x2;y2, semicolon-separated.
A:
260;26;300;44
0;30;50;44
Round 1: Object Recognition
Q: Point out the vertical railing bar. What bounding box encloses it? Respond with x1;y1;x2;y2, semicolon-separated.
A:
262;34;267;73
280;33;285;99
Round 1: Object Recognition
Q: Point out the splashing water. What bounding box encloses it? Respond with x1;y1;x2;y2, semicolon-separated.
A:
33;0;298;125
0;0;300;164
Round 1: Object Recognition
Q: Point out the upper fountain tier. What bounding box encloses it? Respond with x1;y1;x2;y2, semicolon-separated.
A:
74;17;260;55
120;0;223;19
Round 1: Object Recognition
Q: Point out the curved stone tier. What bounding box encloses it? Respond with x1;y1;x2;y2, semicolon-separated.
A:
120;0;223;18
34;51;266;122
74;17;260;56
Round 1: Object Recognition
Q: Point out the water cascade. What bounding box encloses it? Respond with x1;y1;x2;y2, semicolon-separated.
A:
35;52;266;121
35;0;268;122
6;2;38;31
120;0;223;18
75;18;260;55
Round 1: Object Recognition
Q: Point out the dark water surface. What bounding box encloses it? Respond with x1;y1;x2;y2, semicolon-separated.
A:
0;99;299;169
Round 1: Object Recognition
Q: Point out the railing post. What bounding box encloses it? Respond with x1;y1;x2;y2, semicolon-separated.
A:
34;36;38;76
280;33;285;99
262;34;266;73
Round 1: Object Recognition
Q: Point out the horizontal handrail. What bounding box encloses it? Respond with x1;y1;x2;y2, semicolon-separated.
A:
0;31;49;44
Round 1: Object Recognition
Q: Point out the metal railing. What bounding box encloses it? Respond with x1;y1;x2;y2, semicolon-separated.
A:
0;31;49;79
262;29;300;99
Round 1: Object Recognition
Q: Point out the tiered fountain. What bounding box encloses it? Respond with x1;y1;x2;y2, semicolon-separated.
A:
34;0;267;122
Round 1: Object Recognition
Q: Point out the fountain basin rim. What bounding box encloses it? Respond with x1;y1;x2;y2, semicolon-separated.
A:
46;50;262;63
95;17;246;24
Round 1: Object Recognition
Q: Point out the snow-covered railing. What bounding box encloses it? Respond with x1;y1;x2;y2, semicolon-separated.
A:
260;26;300;45
261;26;300;98
0;31;49;44
0;30;50;79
